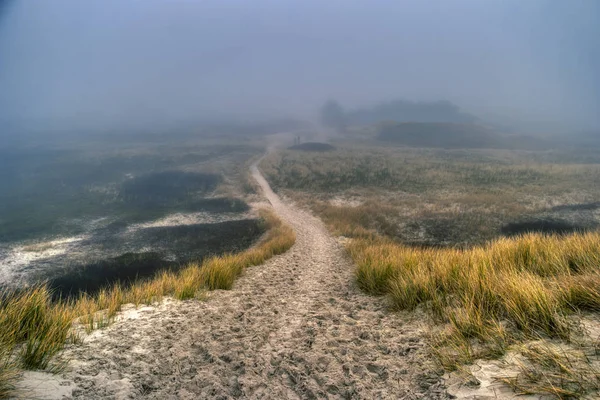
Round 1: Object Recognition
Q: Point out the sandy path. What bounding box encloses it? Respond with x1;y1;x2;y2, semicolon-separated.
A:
18;157;448;399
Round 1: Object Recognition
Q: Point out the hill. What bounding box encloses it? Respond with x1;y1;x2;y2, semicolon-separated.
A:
347;100;477;125
377;122;501;148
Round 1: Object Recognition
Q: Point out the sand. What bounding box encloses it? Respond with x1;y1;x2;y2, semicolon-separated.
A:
14;143;560;399
14;153;450;399
16;143;557;399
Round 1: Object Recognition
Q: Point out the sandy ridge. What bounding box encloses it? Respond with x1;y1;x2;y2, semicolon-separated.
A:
17;153;448;399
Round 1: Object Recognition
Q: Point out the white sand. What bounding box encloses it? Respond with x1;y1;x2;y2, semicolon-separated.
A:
0;236;87;285
126;211;252;231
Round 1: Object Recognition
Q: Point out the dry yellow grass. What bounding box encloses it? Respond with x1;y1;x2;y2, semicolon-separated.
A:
349;232;600;370
349;232;600;398
498;341;600;398
262;144;600;397
0;208;295;397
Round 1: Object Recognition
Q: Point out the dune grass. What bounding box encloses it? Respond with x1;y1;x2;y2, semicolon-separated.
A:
262;143;600;397
350;231;600;397
349;232;600;371
0;208;295;397
499;341;600;398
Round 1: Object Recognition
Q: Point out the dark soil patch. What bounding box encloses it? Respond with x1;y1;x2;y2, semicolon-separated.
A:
501;219;590;236
133;219;264;260
47;219;265;299
403;214;496;247
48;252;174;299
551;202;600;212
119;171;221;206
289;142;336;152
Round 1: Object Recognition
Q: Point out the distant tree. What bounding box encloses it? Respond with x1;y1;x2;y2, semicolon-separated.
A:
319;100;346;133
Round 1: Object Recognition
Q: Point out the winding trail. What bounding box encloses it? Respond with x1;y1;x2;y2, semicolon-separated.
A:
19;153;448;399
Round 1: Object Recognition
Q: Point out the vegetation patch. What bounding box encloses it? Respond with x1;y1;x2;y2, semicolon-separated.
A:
501;219;592;236
288;142;336;152
375;122;545;150
261;142;600;397
119;171;221;206
0;209;295;396
47;253;173;299
0;142;260;242
499;341;600;398
349;232;600;396
261;145;600;246
377;122;500;149
47;219;265;298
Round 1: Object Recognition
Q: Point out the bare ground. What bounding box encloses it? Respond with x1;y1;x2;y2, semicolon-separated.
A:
16;158;448;399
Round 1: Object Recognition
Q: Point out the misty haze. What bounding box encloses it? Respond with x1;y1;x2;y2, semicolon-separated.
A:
1;1;600;399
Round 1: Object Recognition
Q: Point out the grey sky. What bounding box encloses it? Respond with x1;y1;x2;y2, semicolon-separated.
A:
0;0;598;130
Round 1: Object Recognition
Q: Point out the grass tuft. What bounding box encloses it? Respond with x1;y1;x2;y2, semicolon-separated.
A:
0;339;18;399
0;208;294;397
499;341;600;398
349;232;600;365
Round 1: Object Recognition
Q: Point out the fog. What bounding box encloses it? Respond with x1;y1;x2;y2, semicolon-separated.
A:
0;0;599;133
